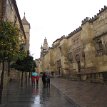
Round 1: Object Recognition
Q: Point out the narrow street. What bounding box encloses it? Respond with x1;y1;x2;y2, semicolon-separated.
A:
0;77;107;107
0;78;79;107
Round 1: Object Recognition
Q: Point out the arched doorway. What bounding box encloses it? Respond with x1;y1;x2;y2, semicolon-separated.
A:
56;60;61;76
75;54;81;80
75;54;81;72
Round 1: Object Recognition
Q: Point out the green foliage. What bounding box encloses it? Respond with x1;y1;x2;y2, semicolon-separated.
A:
17;49;27;60
23;55;36;72
0;21;20;61
11;55;36;72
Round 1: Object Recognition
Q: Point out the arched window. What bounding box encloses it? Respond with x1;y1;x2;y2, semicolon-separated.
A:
94;38;104;55
67;52;73;62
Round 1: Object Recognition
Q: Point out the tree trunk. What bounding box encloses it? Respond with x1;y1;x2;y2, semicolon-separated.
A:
0;60;4;104
21;71;23;87
29;72;30;78
25;72;27;86
0;60;5;89
28;72;30;81
8;60;10;76
0;87;3;104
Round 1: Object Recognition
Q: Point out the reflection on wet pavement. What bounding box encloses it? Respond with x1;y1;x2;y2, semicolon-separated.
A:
0;80;79;107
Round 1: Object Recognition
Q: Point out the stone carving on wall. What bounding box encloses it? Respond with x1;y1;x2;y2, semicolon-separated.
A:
105;42;107;54
94;38;104;56
56;60;61;68
75;54;80;62
94;31;107;56
67;52;73;62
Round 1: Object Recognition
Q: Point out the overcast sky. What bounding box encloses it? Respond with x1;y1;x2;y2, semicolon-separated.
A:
16;0;107;59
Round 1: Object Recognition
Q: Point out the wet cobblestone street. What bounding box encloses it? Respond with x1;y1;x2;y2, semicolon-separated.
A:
0;77;107;107
0;79;79;107
51;78;107;107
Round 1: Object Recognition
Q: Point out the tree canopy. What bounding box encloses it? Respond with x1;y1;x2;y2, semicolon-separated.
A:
11;55;36;72
0;21;20;61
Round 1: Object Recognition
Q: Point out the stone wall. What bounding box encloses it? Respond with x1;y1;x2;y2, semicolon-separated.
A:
39;6;107;82
0;0;27;86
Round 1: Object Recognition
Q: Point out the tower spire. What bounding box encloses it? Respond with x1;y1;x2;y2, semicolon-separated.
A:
43;37;48;50
24;12;25;17
40;37;49;57
22;12;30;28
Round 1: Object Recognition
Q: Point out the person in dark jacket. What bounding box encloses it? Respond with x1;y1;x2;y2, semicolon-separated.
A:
42;72;47;88
46;74;50;88
35;73;40;86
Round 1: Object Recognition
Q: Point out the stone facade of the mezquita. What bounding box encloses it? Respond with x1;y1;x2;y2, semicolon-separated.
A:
37;6;107;83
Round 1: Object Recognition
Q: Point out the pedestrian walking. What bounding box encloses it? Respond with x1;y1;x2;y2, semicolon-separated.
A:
46;73;50;88
35;73;40;87
42;72;47;88
31;71;37;87
31;72;35;86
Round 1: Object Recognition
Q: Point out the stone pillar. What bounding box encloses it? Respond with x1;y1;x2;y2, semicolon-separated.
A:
81;22;96;68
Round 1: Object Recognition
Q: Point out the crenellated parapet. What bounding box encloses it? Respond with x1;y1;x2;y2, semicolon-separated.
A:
67;26;82;39
82;5;107;25
89;15;98;22
53;35;65;43
98;5;107;14
59;5;107;40
52;35;66;48
81;17;90;25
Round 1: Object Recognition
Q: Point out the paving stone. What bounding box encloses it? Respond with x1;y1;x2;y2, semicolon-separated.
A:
51;78;107;107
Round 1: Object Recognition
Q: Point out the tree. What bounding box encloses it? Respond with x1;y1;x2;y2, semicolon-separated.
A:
11;55;36;86
0;20;20;88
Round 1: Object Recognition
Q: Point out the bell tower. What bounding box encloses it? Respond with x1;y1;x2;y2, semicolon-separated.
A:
40;37;49;57
22;13;30;51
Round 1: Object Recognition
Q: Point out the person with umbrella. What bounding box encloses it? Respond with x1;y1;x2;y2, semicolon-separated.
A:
31;71;40;87
31;71;37;86
35;73;40;87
